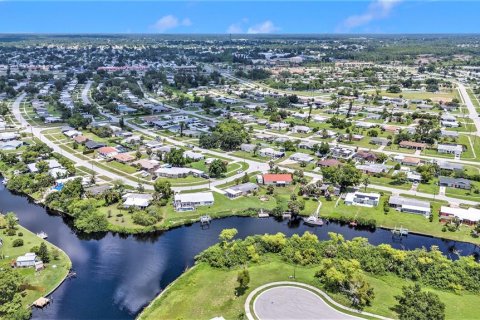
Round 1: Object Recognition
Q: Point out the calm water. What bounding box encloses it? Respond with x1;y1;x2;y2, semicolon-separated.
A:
0;178;478;319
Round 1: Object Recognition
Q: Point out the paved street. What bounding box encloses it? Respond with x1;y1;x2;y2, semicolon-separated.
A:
12;85;480;205
458;83;480;136
254;286;362;320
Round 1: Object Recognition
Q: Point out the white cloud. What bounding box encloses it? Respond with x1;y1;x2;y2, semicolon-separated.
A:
247;20;279;34
151;15;192;32
227;23;243;34
338;0;402;32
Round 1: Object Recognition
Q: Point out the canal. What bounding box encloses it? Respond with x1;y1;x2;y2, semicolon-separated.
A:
0;179;478;319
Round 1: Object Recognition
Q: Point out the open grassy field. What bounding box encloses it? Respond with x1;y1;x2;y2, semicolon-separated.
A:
0;218;71;309
378;90;455;102
139;256;480;320
320;193;479;244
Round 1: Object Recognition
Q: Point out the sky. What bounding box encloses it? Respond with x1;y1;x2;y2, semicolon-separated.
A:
0;1;479;34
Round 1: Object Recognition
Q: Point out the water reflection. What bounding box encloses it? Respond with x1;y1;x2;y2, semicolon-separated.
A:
0;179;478;319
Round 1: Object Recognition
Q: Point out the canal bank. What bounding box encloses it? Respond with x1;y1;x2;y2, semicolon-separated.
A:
0;177;479;319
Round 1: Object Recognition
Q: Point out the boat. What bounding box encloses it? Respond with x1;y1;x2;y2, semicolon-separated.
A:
200;215;211;225
36;231;48;239
258;209;269;218
392;226;409;237
303;215;324;226
1;178;8;185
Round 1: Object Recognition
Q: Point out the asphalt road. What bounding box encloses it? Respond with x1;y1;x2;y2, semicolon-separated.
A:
253;286;361;320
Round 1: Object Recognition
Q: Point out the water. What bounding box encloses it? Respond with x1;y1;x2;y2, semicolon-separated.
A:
0;179;478;319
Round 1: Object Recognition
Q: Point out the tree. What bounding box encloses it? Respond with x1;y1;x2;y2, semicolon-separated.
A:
362;176;370;191
387;85;402;93
317;142;330;155
333;164;362;192
0;269;29;319
393;172;408;185
37;242;50;263
219;228;238;246
236;269;250;296
154;180;172;200
165;148;186;167
209;159;227;178
242;173;249;184
394;284;445;320
315;258;374;309
5;212;17;230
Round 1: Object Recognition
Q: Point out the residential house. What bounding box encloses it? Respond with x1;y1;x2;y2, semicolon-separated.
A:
401;157;421;166
225;182;259;198
0;132;19;141
97;146;118;158
292;125;311;134
183;150;204;161
73;135;88;144
259;173;293;186
437;144;463;156
113;153;136;163
298;141;318;150
317;159;341;168
330;147;355;159
132;159;160;172
370;137;390;146
27;159;62;173
85;184;112;197
0;140;23;150
155;167;204;178
439;176;471;190
85;141;106;150
354;150;378;163
344;192;380;207
399;141;427;150
440;206;480;225
16;253;38;268
357;164;389;175
289;153;315;163
389;196;431;216
438;161;463;172
240;143;257;153
268;122;289;131
259;148;285;158
174;192;215;211
122;193;153;208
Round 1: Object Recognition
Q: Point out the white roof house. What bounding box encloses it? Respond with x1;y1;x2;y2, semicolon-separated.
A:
344;192;380;207
389;196;431;216
16;252;37;267
27;159;62;173
174;192;214;211
122;193;153;208
289;152;315;163
440;206;480;224
155;167;203;178
437;144;463;155
183;150;204;161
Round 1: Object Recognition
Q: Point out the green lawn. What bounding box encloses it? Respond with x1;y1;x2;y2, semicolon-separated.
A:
107;160;138;174
445;187;480;202
320;194;480;244
139;256;479;320
0;219;71;310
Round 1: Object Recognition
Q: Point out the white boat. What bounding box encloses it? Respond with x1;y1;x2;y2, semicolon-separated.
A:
303;215;324;226
37;232;48;239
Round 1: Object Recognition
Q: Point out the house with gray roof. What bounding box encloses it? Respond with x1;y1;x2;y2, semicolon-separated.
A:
225;182;259;198
389;195;431;216
439;176;471;190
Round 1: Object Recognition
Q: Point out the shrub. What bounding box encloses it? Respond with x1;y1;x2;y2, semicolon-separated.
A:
17;232;23;237
12;239;24;247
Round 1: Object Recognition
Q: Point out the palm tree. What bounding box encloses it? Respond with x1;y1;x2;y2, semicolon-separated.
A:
362;176;370;191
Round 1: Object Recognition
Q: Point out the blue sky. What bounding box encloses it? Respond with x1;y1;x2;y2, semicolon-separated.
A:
0;1;478;34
